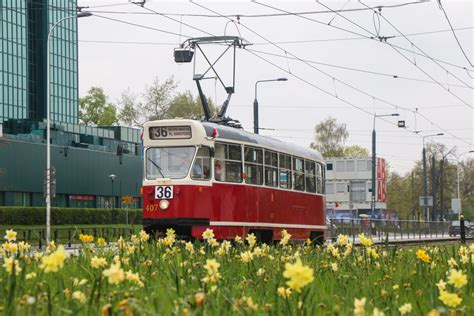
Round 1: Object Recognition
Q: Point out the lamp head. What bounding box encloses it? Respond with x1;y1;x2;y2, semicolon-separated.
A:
277;78;288;81
77;11;93;18
391;113;400;116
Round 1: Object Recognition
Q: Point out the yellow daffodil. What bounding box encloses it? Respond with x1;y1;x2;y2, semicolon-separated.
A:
447;269;467;289
204;259;220;275
72;290;87;303
372;307;385;316
202;228;214;240
416;249;431;263
398;303;412;315
277;287;292;298
91;256;108;269
435;279;446;291
4;229;17;242
358;233;373;247
283;258;314;293
246;233;256;249
139;229;150;242
234;235;243;244
438;290;462;308
354;297;366;316
336;234;349;246
102;262;125;284
97;237;106;246
39;245;67;273
2;257;22;275
79;234;94;244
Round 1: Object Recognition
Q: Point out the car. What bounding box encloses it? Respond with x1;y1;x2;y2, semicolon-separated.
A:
448;220;472;236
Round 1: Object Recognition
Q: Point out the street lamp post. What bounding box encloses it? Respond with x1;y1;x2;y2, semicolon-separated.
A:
254;78;288;134
109;174;117;223
370;113;399;218
421;133;444;222
45;11;92;245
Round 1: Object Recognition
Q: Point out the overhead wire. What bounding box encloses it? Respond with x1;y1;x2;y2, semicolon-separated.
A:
357;1;473;96
249;1;473;143
246;48;472;89
190;0;471;145
254;1;473;89
438;0;473;67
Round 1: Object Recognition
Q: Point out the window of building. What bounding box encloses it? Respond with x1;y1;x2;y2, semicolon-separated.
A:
336;161;345;172
357;160;367;171
346;160;355;172
336;183;346;194
264;150;278;187
191;147;211;180
325;183;334;194
293;157;305;191
215;143;242;183
326;163;333;171
305;160;316;193
244;146;263;185
279;153;292;189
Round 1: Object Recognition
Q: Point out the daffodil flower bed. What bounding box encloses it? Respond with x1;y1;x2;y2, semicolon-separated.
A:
1;228;473;315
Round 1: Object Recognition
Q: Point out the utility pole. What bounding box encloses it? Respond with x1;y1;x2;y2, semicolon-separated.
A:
431;155;436;221
439;158;444;220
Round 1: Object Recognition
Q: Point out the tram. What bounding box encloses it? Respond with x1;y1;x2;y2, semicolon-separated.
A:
142;119;327;243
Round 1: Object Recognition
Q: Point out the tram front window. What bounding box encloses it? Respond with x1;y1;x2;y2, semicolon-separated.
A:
146;147;196;179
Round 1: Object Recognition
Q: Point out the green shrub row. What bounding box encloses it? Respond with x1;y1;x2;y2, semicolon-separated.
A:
0;207;143;225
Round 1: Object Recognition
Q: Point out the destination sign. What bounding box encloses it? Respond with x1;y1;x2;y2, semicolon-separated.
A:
149;126;192;140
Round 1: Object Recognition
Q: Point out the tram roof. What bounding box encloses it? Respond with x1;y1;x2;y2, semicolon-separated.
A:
201;122;324;162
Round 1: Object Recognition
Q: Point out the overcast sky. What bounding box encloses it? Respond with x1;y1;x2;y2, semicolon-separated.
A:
76;0;473;174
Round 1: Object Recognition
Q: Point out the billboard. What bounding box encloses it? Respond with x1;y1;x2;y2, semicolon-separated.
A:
376;158;387;202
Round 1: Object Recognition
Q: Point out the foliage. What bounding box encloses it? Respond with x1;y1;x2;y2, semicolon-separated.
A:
1;230;473;315
167;90;219;119
79;87;117;126
0;207;142;225
343;145;370;158
117;77;177;126
310;117;349;157
386;142;474;221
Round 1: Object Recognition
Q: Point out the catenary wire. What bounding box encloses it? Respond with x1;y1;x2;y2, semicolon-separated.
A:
438;0;473;67
191;1;471;145
254;1;473;88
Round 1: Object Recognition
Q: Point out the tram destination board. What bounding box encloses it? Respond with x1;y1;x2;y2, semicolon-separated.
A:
149;126;192;140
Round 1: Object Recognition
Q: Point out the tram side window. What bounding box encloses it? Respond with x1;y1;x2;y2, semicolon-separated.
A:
316;163;324;194
293;157;305;191
244;146;263;185
264;150;278;187
215;143;242;183
279;153;292;189
305;160;316;193
191;147;211;180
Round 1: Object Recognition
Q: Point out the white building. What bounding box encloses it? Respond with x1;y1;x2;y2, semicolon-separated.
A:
325;157;387;220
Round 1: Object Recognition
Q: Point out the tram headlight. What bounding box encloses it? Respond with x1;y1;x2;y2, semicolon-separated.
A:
159;200;170;210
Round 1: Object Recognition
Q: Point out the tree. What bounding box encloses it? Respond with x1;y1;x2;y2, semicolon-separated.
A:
310;117;348;157
117;89;140;127
343;145;370;158
143;77;177;121
79;87;117;126
166;90;218;119
117;77;177;126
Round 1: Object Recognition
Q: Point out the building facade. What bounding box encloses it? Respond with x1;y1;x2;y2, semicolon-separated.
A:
0;1;143;208
325;157;388;220
1;0;78;124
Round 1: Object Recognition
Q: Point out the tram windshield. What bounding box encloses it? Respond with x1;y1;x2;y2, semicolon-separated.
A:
146;146;196;179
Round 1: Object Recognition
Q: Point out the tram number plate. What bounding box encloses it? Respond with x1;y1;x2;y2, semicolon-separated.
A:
155;186;173;199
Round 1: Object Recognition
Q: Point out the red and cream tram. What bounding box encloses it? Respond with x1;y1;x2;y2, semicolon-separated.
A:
142;119;326;242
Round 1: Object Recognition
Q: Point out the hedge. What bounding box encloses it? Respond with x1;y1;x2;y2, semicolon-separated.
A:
0;207;143;226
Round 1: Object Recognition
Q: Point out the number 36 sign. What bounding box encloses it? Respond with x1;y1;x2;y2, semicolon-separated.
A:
155;186;173;199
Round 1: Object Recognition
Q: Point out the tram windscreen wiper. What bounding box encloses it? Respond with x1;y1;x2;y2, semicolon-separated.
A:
147;157;165;178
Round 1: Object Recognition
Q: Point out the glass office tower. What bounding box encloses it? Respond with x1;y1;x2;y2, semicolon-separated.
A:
0;0;79;124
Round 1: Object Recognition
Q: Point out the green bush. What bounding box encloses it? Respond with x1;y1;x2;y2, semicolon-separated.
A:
0;207;142;225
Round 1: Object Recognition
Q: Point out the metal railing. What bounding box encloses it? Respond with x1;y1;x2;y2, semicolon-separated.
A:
327;218;468;242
